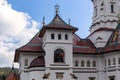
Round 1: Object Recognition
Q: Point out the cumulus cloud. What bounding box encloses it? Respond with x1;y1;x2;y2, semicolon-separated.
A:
0;0;39;68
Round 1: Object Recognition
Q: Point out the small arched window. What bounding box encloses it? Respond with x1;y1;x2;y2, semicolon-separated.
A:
75;60;79;67
24;59;28;66
65;34;68;40
93;61;96;67
118;58;120;64
54;49;64;63
111;4;114;13
94;7;97;17
105;60;106;66
81;60;84;67
87;61;90;67
113;58;116;65
108;59;111;66
51;34;55;39
58;34;61;40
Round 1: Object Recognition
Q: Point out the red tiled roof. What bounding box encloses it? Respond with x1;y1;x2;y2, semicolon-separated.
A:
6;72;19;80
14;33;44;62
39;14;78;37
104;44;120;53
29;56;45;68
73;39;96;54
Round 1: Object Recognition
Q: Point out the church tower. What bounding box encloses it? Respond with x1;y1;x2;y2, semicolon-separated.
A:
88;0;120;48
39;5;78;80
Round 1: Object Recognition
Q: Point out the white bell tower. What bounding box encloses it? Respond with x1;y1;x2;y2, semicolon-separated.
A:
39;4;78;80
88;0;120;48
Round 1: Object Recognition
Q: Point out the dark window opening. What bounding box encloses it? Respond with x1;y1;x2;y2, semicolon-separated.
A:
54;49;64;63
58;34;61;40
108;59;111;66
113;58;116;65
109;76;115;80
87;61;90;67
89;77;95;80
118;58;120;64
111;4;114;13
81;60;84;67
51;34;54;39
75;60;79;67
65;34;68;40
93;61;96;67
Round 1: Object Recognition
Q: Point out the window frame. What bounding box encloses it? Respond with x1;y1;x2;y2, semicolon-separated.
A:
65;34;68;40
54;49;65;63
58;34;61;40
24;59;28;66
81;60;84;67
75;60;79;67
51;33;55;39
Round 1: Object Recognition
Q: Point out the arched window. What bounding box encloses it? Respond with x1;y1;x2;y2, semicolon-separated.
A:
87;61;90;67
118;58;120;64
51;34;55;39
65;34;68;40
58;34;61;40
93;61;96;67
111;4;114;13
54;49;64;63
75;60;79;67
105;60;106;66
81;60;84;67
24;59;28;66
108;59;111;66
113;58;116;65
94;7;97;17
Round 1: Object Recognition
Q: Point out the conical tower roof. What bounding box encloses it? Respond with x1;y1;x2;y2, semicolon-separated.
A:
39;13;78;37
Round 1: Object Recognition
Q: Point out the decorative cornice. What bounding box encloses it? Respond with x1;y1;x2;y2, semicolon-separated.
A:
91;20;118;28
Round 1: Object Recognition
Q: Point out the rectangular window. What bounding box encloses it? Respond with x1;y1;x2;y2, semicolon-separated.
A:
56;72;64;79
24;59;28;66
51;34;54;39
111;4;114;13
58;34;61;40
75;60;79;67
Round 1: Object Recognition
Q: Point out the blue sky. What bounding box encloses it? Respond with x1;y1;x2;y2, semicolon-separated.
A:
8;0;93;38
0;0;93;67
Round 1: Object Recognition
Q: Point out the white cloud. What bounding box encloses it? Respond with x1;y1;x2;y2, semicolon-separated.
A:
0;0;39;68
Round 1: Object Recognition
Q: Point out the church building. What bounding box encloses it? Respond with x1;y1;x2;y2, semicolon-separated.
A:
14;0;120;80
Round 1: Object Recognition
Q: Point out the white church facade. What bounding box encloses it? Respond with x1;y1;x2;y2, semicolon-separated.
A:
13;0;120;80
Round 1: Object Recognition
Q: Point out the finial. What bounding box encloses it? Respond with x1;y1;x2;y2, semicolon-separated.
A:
55;4;59;14
42;16;45;26
68;18;71;25
118;13;120;23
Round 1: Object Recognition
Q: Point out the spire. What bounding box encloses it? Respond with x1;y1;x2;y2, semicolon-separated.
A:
68;18;71;25
42;16;45;26
55;4;59;15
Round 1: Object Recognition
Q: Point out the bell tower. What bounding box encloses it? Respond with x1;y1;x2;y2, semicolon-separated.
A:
88;0;120;48
39;4;78;80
